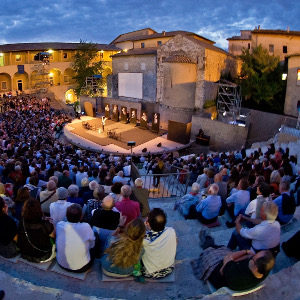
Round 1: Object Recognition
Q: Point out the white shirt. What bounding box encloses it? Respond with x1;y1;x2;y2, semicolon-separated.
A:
76;172;88;187
50;200;72;226
142;227;177;274
56;221;95;270
240;220;280;251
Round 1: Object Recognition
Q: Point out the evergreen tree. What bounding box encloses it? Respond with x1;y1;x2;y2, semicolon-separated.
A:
239;45;286;112
72;41;103;96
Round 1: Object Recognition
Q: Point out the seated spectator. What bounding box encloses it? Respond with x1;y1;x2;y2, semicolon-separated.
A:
50;187;72;226
76;167;88;187
67;184;84;207
245;182;271;219
79;178;95;203
39;180;58;215
227;202;280;255
115;185;140;226
17;199;55;263
196;168;209;191
24;176;41;200
56;204;95;273
109;182;123;203
274;181;295;225
192;230;275;291
90;195;120;230
112;171;129;185
85;185;105;222
14;187;31;220
101;218;145;277
214;173;227;214
188;184;222;224
226;178;250;227
57;170;72;188
174;183;200;219
142;208;176;279
269;170;281;198
0;197;18;258
131;178;150;218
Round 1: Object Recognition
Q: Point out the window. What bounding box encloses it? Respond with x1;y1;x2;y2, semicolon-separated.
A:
141;42;145;48
1;81;7;90
283;46;288;53
63;52;68;59
157;41;162;46
99;52;104;59
269;44;274;53
248;43;250;49
297;69;300;86
15;54;21;62
0;54;4;66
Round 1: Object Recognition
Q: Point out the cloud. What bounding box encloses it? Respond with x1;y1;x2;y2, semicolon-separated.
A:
0;0;299;48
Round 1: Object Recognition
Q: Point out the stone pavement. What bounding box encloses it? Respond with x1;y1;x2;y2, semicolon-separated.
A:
0;197;300;300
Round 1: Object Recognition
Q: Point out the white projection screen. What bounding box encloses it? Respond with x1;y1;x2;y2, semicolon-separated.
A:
118;73;143;99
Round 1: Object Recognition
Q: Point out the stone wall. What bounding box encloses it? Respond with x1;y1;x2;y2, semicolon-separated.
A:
284;55;300;117
191;114;248;151
241;108;297;144
111;55;157;101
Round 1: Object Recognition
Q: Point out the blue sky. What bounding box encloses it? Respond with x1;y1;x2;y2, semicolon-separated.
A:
1;0;299;49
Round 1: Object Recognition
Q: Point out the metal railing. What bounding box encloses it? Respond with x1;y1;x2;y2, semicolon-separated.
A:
131;163;190;199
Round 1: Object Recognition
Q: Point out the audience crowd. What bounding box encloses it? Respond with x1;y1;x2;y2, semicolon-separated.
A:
0;93;299;291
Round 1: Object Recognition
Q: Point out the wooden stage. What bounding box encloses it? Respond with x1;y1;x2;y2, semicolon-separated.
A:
64;116;191;155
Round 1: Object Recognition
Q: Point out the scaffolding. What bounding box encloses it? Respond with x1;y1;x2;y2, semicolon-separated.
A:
31;54;51;94
217;80;242;123
84;75;104;96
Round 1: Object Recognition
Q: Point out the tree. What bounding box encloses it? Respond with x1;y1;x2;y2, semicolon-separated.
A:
239;45;286;112
72;41;104;96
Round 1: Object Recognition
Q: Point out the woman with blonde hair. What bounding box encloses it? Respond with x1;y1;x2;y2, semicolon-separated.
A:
101;218;146;277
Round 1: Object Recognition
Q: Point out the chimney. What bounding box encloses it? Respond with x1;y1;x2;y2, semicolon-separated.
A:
258;25;260;30
162;31;166;36
287;26;290;32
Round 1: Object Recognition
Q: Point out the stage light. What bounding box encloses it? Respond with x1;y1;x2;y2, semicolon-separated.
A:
282;73;287;80
123;49;128;52
47;49;54;54
49;72;54;77
223;111;226;117
0;53;3;57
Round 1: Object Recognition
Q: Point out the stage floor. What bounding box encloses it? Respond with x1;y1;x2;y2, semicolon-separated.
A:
64;116;191;155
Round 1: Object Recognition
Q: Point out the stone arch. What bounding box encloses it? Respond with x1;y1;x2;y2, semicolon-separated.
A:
13;72;29;91
65;89;77;104
0;73;12;92
48;68;62;86
63;68;76;84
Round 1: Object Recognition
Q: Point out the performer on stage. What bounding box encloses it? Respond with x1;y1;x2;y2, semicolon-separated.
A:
101;116;107;132
141;112;147;122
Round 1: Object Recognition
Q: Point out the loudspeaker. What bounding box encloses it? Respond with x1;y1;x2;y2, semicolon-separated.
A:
127;141;136;147
157;143;162;147
142;148;147;153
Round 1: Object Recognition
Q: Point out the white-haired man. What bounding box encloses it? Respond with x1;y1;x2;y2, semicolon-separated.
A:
190;184;222;224
174;182;200;219
112;171;129;185
228;201;280;256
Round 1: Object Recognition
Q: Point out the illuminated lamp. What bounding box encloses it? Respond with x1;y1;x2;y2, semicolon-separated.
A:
282;73;287;80
0;53;3;57
47;49;54;54
49;72;54;77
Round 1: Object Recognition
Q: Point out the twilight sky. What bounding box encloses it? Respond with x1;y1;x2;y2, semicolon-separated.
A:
1;0;299;50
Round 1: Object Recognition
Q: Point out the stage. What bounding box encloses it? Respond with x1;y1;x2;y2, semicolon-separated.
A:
64;116;191;155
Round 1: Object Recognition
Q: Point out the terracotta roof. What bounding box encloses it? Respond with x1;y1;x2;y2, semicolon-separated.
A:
111;30;215;45
110;28;156;44
227;36;251;41
163;55;195;64
0;42;120;52
252;29;300;37
183;35;230;56
112;48;157;57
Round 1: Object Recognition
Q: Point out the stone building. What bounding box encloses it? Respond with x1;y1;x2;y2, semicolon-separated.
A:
284;54;300;117
0;42;119;102
227;27;300;61
108;29;238;129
